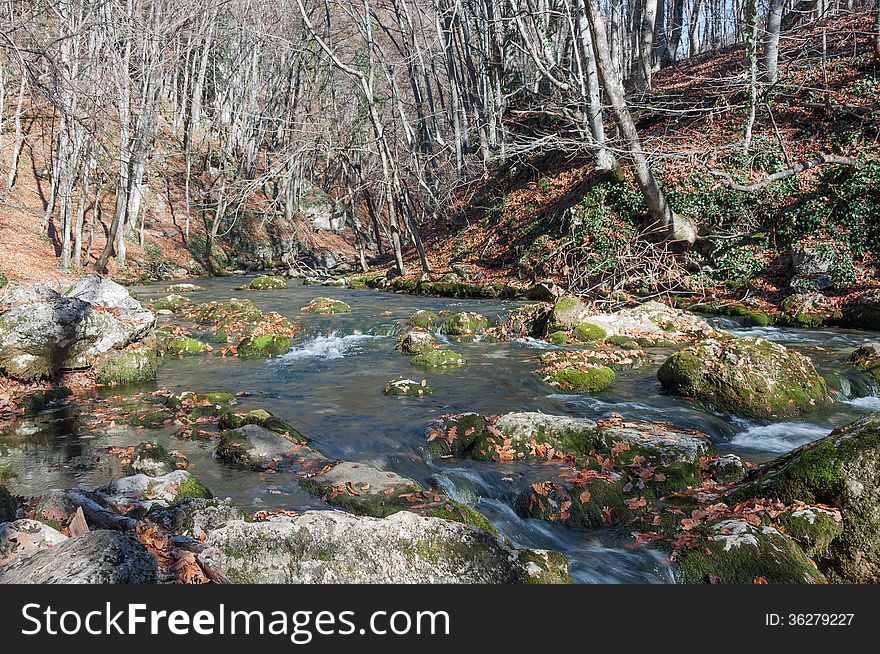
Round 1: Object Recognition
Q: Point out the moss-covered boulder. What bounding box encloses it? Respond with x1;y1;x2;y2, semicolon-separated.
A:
384;378;434;396
579;301;718;344
440;311;488;337
165;391;233;420
150;294;191;313
0;485;16;522
95;348;159;385
396;329;436;355
546;331;570;344
496;304;551;338
408;309;440;329
777;506;844;559
236;334;290;358
302;297;351;314
672;519;826;584
728;415;880;582
123;442;187;477
658;336;831;418
706;454;746;485
162;336;210;356
841;289;880;330
248;275;287;290
410;349;466;368
848;343;880;382
780;293;832;328
542;364;615;393
573;322;607;342
214;424;307;470
546;296;587;333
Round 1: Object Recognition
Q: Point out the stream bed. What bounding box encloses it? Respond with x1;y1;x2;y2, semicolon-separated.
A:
3;275;879;583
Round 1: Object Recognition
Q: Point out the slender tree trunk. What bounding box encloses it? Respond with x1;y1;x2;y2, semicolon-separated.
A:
638;0;658;90
584;0;696;243
764;0;786;84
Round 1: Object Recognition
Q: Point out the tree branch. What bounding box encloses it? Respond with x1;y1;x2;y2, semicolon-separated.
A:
710;154;859;192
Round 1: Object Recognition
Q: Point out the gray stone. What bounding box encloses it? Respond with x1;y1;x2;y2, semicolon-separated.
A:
0;530;158;583
0;519;67;561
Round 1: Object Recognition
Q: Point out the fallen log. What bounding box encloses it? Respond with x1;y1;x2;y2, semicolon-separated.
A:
710;154;858;192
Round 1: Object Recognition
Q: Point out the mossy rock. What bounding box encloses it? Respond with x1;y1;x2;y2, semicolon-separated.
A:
840;289;880;330
423;413;493;460
300;461;498;535
440;311;488;337
515;476;645;529
164;283;203;293
173;475;213;503
384;378;434;396
777;507;844;559
217;409;307;443
0;485;16;522
727;415;880;583
408;310;440;329
573;322;607;342
236;334;290;358
847;343;880;382
194;299;262;324
706;455;746;485
546;296;586;332
657;336;831;418
410;349;466;368
673;519;826;584
95;348;159;385
395;329;435;355
124;442;186;477
166;391;233;419
126;409;172;428
150;294;192;312
543;364;615;393
146;497;247;540
215;424;306;470
302;297;351;314
163;336;210;356
248;275;287;290
546;331;571;344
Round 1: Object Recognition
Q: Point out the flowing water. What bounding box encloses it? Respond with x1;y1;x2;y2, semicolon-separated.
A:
3;276;880;583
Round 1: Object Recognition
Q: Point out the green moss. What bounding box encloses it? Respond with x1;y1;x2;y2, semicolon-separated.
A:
546;331;570;344
163;337;209;356
423;413;492;460
408;310;440;329
848;344;880;382
778;509;844;558
440;312;488;336
396;330;435;355
410;349;467;368
95;349;159;385
248;275;287;290
573;322;607;341
126;410;172;428
194;299;262;324
545;365;615;393
173;475;213;503
302;297;351;314
125;442;186;476
673;520;826;584
150;294;191;312
217;409;307;443
236;334;290;358
518;550;572;584
384;379;434;396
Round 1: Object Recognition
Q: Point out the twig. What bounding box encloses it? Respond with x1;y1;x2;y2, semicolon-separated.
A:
710;154;859;192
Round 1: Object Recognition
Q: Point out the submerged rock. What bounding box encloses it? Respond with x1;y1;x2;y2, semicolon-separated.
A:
541;364;615;393
658;336;831;418
150;294;192;313
728;415;880;583
164;283;203;293
0;275;155;380
214;424;308;470
0;530;158;584
384;378;434;396
218;409;305;441
236;334;290;358
301;297;352;314
206;511;570;584
440;311;488;337
123;442;186;477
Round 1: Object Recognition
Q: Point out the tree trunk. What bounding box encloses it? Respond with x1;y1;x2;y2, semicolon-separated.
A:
584;0;696;243
764;0;786;84
638;0;658;90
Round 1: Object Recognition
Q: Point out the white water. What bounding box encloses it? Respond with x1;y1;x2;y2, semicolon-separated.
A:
842;395;880;410
730;421;830;453
277;332;385;362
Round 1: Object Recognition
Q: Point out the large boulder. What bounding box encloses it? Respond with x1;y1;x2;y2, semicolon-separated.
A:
0;275;155;380
206;511;570;584
146;497;247;540
658;336;831;418
580;301;717;343
98;470;211;513
787;240;836;290
0;530;158;584
546;297;587;333
848;343;880;382
729;415;880;583
440;311;488;337
841;290;880;330
214;424;310;470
